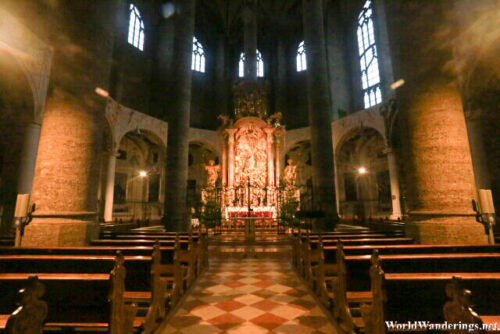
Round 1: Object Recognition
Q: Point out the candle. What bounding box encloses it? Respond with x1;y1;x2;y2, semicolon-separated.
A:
14;194;31;218
478;189;495;214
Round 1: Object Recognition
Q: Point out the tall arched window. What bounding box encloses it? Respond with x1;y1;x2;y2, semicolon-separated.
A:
296;41;307;72
128;4;145;51
238;50;264;78
357;0;382;108
191;37;205;73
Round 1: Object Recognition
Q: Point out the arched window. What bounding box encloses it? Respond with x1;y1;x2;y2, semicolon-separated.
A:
128;4;145;51
238;50;264;78
357;0;382;108
296;41;307;72
191;37;205;73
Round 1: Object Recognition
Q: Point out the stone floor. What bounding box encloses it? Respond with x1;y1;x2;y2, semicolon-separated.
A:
161;259;337;334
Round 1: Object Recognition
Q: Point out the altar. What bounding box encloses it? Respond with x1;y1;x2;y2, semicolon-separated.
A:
200;79;300;226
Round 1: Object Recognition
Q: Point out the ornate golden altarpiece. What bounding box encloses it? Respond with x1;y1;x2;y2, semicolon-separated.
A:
206;80;296;219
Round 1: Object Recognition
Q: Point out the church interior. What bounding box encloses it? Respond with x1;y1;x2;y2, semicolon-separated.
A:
0;0;499;333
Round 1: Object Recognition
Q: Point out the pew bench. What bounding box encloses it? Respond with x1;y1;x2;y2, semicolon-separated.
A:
334;251;500;334
0;245;189;333
0;270;141;333
444;276;500;333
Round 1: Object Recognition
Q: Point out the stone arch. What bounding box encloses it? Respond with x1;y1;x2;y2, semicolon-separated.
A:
105;99;168;153
331;109;387;154
335;127;392;220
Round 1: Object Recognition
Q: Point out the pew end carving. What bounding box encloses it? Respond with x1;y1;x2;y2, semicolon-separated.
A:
443;276;484;334
360;250;386;334
109;251;138;334
5;275;48;334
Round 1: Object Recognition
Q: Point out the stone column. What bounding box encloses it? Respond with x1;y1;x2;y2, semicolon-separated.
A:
221;138;227;187
265;129;275;187
227;129;236;188
384;147;402;220
215;36;228;116
275;39;287;115
164;0;196;232
16;122;41;195
243;1;257;80
158;161;165;204
23;1;117;246
387;1;487;244
103;151;118;223
275;138;281;186
333;158;341;215
302;0;338;224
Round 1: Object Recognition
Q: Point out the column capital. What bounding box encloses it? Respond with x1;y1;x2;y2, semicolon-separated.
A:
382;146;393;155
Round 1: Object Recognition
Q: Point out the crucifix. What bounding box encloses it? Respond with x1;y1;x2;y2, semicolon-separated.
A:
247;177;253;216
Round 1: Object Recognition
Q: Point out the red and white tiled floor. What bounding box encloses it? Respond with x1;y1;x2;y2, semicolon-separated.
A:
162;259;336;334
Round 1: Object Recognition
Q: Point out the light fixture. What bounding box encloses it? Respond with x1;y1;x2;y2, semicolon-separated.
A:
390;79;405;90
95;87;109;98
139;171;148;177
358;167;367;175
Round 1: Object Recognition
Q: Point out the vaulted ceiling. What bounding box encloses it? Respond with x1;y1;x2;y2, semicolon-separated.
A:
195;0;303;45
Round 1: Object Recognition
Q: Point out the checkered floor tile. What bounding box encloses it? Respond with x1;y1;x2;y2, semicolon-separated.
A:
162;259;336;334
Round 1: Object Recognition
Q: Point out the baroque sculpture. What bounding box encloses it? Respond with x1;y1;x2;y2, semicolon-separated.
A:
283;159;297;187
204;160;220;188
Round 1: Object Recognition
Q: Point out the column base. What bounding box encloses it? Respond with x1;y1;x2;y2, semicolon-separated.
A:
21;218;100;247
405;215;488;244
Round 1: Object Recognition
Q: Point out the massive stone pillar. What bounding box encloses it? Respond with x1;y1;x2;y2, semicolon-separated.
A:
227;129;236;188
215;36;228;117
221;139;227;187
103;151;117;222
16;122;41;195
265;129;275;187
275;39;287;115
243;1;257;80
23;2;116;246
164;0;196;232
386;0;487;244
385;147;402;220
275;138;281;186
302;0;338;224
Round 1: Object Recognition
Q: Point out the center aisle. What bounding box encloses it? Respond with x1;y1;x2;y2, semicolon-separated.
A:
161;258;337;334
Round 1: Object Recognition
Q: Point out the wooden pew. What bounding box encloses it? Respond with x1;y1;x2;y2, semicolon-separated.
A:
1;275;47;333
0;245;177;262
0;253;141;333
323;243;500;256
443;276;500;333
293;235;413;286
126;242;182;333
0;254;151;291
301;239;500;333
334;251;500;334
0;245;187;333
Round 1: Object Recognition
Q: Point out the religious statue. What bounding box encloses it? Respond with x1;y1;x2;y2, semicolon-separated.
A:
204;160;220;188
283;159;297;187
217;114;232;128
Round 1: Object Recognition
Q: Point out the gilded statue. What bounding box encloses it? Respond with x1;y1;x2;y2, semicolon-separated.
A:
283;159;297;187
204;160;220;188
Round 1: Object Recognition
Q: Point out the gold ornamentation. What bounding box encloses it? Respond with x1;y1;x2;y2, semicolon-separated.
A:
233;80;268;119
